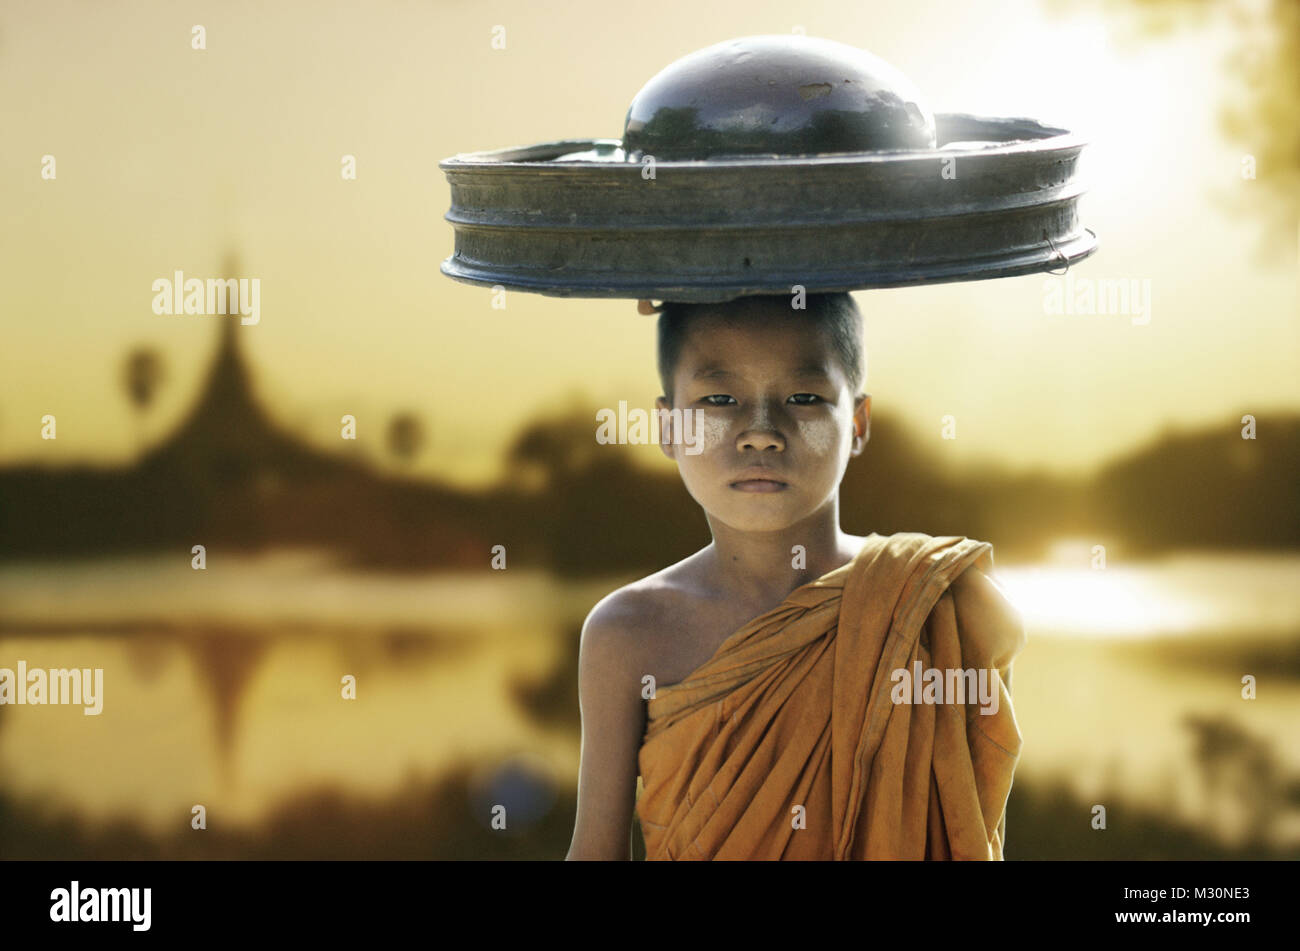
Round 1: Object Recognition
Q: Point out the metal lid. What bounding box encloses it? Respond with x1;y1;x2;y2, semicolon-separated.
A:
622;35;936;159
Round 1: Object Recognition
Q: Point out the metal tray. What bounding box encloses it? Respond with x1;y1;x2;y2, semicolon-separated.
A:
440;113;1097;303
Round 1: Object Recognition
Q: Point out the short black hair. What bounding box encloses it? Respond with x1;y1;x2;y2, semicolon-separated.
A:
656;292;865;405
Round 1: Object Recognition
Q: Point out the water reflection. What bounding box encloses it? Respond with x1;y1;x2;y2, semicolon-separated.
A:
1;548;1297;858
998;547;1300;638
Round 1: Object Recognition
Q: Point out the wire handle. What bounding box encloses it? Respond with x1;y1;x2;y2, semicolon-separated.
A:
1043;230;1070;275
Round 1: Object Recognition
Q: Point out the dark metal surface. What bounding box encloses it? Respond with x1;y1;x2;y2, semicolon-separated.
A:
622;35;936;159
439;35;1097;302
440;114;1097;302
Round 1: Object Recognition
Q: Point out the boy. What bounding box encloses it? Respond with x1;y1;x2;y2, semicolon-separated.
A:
565;292;1026;860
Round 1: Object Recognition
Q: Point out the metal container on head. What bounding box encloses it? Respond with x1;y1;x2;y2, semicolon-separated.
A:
440;35;1097;303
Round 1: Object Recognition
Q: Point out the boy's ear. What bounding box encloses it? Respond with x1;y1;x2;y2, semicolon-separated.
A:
851;393;871;455
655;395;677;460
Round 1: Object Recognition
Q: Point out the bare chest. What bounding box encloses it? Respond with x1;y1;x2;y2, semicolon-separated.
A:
642;594;777;694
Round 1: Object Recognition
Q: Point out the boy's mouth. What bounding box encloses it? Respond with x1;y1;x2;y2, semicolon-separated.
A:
730;468;789;492
731;480;787;493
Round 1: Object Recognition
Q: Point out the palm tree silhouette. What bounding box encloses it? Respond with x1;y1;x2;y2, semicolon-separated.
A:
123;346;165;457
387;412;424;466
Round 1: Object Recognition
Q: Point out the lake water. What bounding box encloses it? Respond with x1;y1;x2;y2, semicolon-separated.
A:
1;547;1297;853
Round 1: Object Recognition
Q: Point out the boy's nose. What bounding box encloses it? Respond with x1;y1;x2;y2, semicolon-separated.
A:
738;429;785;451
737;405;786;451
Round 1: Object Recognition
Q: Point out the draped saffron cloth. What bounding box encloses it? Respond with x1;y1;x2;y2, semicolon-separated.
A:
635;532;1023;860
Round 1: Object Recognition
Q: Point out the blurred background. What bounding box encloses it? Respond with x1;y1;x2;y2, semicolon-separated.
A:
0;0;1296;859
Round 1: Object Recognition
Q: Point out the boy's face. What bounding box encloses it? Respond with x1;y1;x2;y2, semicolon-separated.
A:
656;304;870;534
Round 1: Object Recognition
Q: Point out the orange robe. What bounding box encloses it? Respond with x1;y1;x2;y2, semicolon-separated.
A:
635;532;1022;860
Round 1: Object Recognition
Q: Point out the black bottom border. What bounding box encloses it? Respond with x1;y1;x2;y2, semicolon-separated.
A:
0;859;1282;938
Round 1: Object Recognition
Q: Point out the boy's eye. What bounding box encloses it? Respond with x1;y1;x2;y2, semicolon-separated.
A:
699;394;823;406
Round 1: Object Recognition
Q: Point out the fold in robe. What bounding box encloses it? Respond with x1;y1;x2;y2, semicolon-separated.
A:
635;532;1022;860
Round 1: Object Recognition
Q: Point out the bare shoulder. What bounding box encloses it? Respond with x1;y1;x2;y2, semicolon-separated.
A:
587;549;708;632
949;565;1027;667
581;552;708;684
581;570;683;678
584;573;676;643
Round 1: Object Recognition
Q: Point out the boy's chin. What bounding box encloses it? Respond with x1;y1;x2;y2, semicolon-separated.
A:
708;500;810;534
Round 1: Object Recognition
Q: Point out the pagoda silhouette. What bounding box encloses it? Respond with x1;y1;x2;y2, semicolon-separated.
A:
0;252;495;567
140;254;362;524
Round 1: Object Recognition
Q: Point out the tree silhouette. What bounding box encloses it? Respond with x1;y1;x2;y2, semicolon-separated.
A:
503;408;602;491
1065;0;1298;260
123;346;165;454
387;412;424;465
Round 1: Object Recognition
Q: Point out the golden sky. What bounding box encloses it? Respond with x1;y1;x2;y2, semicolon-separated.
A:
1;0;1296;487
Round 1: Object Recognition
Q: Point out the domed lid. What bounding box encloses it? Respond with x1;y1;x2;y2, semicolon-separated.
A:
622;34;936;160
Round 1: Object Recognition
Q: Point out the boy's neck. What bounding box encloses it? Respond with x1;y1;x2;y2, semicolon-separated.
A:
701;506;857;603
